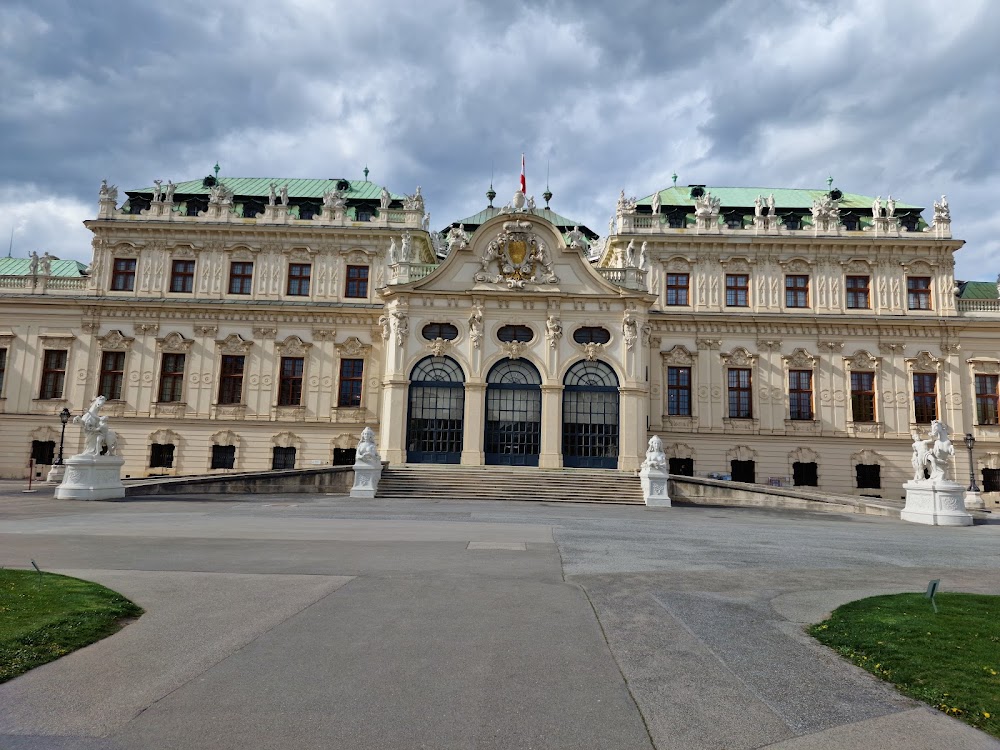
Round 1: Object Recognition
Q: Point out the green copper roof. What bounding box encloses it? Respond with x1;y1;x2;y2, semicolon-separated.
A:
127;178;403;201
448;206;597;238
0;258;87;277
958;281;998;299
640;186;922;211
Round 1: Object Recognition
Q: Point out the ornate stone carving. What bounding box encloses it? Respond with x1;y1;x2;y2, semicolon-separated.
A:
565;226;587;253
194;325;219;338
755;339;782;352
149;428;181;446
427;338;452;357
446;224;470;253
725;445;757;462
157;332;193;353
696;338;722;351
468;303;484;349
73;396;120;456
545;315;562;349
782;348;817;369
878;342;904;354
583;342;607;361
391;312;408;348
211;430;239;446
335;336;371;357
661;345;695;365
216;333;253;354
276;336;311;356
501;340;527;359
780;258;810;274
818;340;845;352
910;420;955;482
475;220;558;288
96;329;134;351
810;195;841;232
693;192;721;230
622;311;639;351
252;327;278;339
967;358;1000;374
845;350;879;371
721;347;757;367
905;350;942;372
641;435;667;471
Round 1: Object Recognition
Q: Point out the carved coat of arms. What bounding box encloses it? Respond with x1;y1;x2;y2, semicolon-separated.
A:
475;220;558;289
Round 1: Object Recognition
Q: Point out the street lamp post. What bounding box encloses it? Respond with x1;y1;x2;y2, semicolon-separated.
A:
963;432;985;510
46;408;72;485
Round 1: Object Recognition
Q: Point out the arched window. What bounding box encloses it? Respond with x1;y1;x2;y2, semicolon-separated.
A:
407;357;465;464
485;360;541;466
563;360;619;469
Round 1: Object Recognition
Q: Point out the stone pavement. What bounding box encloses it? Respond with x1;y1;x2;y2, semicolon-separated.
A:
0;482;997;749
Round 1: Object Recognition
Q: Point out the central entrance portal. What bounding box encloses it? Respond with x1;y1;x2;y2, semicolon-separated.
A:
562;360;620;469
484;360;541;466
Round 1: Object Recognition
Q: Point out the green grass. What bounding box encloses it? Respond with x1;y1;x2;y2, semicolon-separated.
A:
0;568;143;683
809;592;999;738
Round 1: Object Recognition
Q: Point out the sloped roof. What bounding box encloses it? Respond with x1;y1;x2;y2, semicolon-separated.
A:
957;281;998;299
640;186;922;211
127;178;404;201
446;206;598;239
0;258;88;277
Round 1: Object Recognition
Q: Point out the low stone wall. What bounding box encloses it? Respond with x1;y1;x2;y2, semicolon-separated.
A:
668;475;902;517
124;466;356;497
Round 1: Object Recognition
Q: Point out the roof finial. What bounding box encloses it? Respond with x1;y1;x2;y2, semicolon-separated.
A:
827;175;833;189
671;172;678;186
213;162;220;179
363;165;369;181
6;227;13;259
543;159;552;208
487;160;496;207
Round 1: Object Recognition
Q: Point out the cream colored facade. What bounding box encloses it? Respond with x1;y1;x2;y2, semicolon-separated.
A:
1;178;999;504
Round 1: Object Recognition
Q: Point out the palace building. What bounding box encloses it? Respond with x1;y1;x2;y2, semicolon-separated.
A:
1;171;999;502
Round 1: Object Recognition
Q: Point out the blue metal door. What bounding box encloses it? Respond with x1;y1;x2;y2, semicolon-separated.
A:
485;360;541;466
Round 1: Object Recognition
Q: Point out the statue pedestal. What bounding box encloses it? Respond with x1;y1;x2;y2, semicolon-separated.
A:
964;490;985;510
54;455;125;501
641;466;671;507
901;480;973;526
350;463;382;498
46;463;66;484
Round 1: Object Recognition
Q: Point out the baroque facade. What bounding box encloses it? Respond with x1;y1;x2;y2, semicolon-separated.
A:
1;174;999;503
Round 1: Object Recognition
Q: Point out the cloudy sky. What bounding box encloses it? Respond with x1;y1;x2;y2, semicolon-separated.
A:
2;0;998;279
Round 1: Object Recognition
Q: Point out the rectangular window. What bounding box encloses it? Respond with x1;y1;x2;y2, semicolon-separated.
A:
278;357;304;406
845;276;870;309
975;374;999;426
856;464;881;490
727;368;752;419
272;446;296;470
665;274;689;306
286;264;311;296
725;274;749;307
228;262;254;295
158;353;186;403
731;459;756;483
907;276;932;310
333;448;357;466
110;258;136;291
982;468;1000;493
150;443;175;469
666;366;691;416
99;351;126;400
338;358;364;407
345;266;369;298
169;260;195;293
788;370;813;420
218;355;245;404
785;275;809;308
211;444;236;469
913;373;937;423
30;440;55;465
0;347;6;395
40;349;67;399
668;457;694;476
793;461;818;487
850;371;876;423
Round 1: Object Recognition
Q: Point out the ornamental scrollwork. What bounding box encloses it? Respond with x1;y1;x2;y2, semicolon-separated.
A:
475;220;558;288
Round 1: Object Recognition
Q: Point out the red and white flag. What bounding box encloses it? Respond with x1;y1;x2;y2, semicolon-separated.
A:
519;154;526;194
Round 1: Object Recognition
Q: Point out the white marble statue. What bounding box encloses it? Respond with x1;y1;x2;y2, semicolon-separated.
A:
622;311;638;350
933;195;950;223
377;313;390;341
279;185;289;206
545;315;562;349
268;182;277;206
446;223;470;252
403;187;424;212
886;195;896;218
400;231;412;262
350;426;383;498
209;183;234;206
694;192;721;218
468;304;484;349
766;193;775;215
640;435;670;506
164;180;176;203
910;420;955;482
624;239;636;268
323;189;346;209
380;187;391;210
872;196;882;218
422;212;430;230
652;190;661;217
153;179;163;202
387;237;398;265
526;195;536;211
565;226;587;252
28;251;39;276
754;195;763;218
40;252;54;276
641;435;667;471
638;241;648;270
74;396;119;457
355;426;380;467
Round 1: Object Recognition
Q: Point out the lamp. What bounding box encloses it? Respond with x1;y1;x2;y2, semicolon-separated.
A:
964;433;980;493
55;407;71;466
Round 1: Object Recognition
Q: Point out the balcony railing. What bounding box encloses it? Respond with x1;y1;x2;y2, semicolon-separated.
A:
596;267;647;290
957;298;1000;314
0;276;89;293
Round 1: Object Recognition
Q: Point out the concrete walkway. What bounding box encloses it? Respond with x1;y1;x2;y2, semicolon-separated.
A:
0;484;997;749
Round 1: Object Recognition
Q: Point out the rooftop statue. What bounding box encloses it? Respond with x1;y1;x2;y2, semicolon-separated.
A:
872;195;882;218
810;195;841;230
99;179;118;204
209;182;234;206
933;194;951;223
153;179;163;202
446;223;470;252
403;187;424;212
565;226;587;252
380;187;391;210
28;251;39;276
323;188;346;208
40;252;54;276
423;212;430;230
886;195;896;218
616;190;637;215
693;192;721;217
164;180;176;203
279;185;289;206
766;193;775;215
651;190;661;216
754;195;764;218
268;182;277;206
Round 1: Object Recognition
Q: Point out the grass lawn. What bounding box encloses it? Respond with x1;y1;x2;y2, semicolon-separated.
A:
0;568;143;683
809;592;999;738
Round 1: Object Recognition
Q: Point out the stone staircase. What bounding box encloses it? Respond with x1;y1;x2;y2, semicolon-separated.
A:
376;463;644;504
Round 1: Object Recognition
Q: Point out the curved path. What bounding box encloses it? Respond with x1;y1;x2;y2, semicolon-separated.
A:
0;483;997;749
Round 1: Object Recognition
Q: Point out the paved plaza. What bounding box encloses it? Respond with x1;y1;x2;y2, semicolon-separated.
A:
0;481;998;750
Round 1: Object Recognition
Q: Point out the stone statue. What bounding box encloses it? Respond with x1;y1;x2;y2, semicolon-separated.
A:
74;395;119;457
565;226;587;252
527;195;536;211
545;315;562;348
380;187;391;210
616;191;637;214
622;311;638;351
99;179;111;201
165;181;176;203
403;187;424;212
387;238;398;265
872;196;882;219
933;195;951;224
209;183;234;206
694;192;721;218
468;303;484;349
377;313;390;341
40;252;54;276
153;179;163;202
624;239;636;268
27;251;39;276
279;185;289;206
422;213;430;231
355;426;381;468
446;224;470;252
323;189;346;209
910;420;955;482
652;190;661;216
400;231;412;262
766;194;775;215
392;311;409;347
810;195;841;230
754;195;763;218
641;435;667;471
268;183;277;206
638;241;648;270
886;195;896;218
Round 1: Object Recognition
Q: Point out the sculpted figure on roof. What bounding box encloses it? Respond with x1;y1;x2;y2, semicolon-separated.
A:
565;226;587;252
380;187;391;210
403;187;424;212
693;192;721;217
209;182;234;205
446;223;470;252
616;190;637;215
872;196;882;218
652;190;661;216
885;195;896;218
933;195;950;224
754;195;763;217
279;185;289;206
323;188;346;208
164;181;176;203
766;194;775;215
99;179;118;204
153;179;163;202
268;182;277;206
40;252;54;276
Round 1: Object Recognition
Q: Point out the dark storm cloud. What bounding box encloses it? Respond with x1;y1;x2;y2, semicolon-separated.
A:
1;0;999;275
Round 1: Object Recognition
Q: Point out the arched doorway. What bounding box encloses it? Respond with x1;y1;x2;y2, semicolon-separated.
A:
562;360;619;469
485;360;542;466
406;357;465;464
